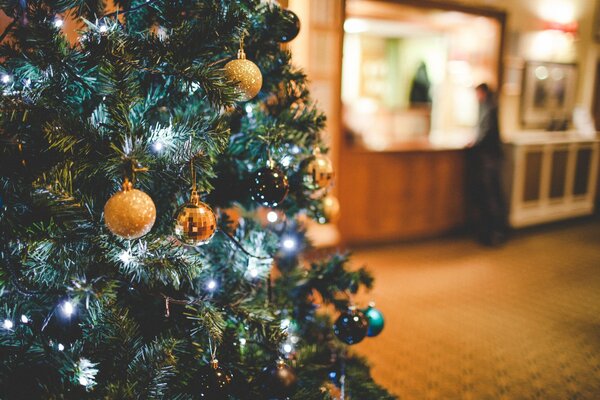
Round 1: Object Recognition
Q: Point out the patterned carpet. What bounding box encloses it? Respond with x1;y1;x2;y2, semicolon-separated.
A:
351;217;600;399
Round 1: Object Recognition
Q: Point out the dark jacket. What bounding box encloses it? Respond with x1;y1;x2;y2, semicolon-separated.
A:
474;98;503;158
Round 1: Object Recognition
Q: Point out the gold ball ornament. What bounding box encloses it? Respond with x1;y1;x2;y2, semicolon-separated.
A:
304;148;335;190
322;194;340;223
224;49;263;102
174;191;217;246
104;179;156;240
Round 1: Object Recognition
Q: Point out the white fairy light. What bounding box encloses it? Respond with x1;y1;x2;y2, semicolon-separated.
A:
152;140;164;153
282;237;296;250
60;300;75;317
79;376;89;386
3;319;14;330
280;155;292;168
283;343;293;353
206;279;217;291
119;249;134;264
58;343;65;351
1;74;12;84
239;337;247;346
280;318;291;330
53;18;64;28
98;24;108;33
20;315;29;324
267;211;278;223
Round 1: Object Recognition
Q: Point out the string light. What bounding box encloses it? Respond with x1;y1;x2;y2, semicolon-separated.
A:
20;315;29;324
280;318;291;330
119;249;134;264
1;74;12;84
98;24;108;33
58;343;65;351
267;211;278;223
239;337;247;346
282;237;296;251
152;140;164;153
283;343;293;353
206;279;217;291
53;18;64;28
60;300;75;317
3;319;14;330
79;376;89;386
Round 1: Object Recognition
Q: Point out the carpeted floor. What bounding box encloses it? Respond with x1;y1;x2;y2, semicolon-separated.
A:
351;217;600;399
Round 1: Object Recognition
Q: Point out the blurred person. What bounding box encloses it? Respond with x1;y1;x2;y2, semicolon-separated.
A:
467;83;508;246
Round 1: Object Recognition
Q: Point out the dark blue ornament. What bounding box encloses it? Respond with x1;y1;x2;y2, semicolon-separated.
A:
250;164;289;207
276;9;301;43
362;302;385;337
333;307;368;345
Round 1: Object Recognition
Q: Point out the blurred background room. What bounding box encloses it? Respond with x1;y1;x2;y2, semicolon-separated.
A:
285;0;600;398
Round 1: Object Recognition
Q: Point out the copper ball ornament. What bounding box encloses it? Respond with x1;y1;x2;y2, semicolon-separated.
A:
261;359;297;398
322;194;340;223
104;179;156;240
174;191;217;246
303;149;334;191
224;49;263;102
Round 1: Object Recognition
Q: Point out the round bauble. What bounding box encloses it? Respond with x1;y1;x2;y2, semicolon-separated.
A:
303;150;334;191
198;359;232;399
250;164;289;207
322;194;340;223
276;9;301;43
174;191;217;246
333;307;369;345
224;50;263;102
261;359;297;399
104;179;156;240
362;302;385;337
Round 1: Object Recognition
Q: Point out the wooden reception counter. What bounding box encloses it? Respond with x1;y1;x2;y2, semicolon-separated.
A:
337;142;467;245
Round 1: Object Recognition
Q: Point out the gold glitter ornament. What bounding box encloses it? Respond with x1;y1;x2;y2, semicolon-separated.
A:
224;48;263;102
104;178;156;240
303;148;334;190
174;190;217;246
322;194;340;223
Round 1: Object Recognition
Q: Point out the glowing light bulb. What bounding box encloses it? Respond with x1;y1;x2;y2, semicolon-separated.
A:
290;335;299;344
267;211;278;223
3;319;14;330
119;250;133;264
152;141;164;152
20;315;29;324
54;18;64;28
1;74;11;84
280;318;291;330
206;280;217;291
282;237;296;250
79;376;89;386
283;343;293;353
248;267;259;278
58;343;65;351
61;300;75;317
239;338;247;346
98;24;108;33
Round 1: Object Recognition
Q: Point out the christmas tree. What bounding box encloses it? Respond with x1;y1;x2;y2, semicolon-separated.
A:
0;1;394;398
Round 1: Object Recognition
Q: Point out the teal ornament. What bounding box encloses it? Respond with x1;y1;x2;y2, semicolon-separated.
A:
363;302;385;337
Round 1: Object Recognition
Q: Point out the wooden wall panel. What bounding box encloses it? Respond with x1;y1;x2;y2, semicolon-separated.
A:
338;148;467;244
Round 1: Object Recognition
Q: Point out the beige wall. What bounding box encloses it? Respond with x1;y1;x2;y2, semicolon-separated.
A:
289;0;600;139
421;0;599;136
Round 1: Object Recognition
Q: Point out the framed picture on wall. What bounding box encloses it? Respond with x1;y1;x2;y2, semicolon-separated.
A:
520;61;578;129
